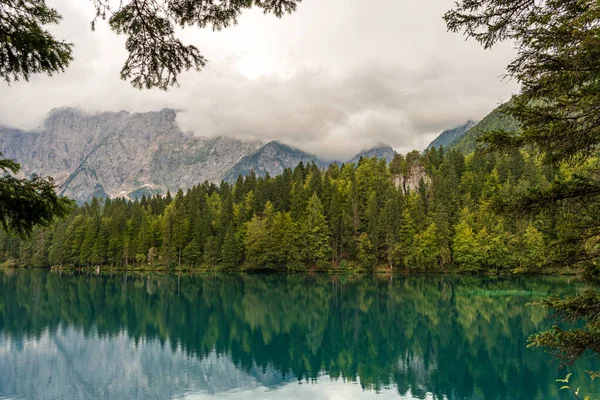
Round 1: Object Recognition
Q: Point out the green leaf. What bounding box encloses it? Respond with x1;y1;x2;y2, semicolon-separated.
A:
560;386;571;391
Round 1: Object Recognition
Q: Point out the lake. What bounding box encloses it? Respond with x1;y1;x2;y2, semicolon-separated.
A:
0;270;596;399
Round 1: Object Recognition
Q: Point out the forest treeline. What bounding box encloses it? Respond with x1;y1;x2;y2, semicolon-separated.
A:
0;147;583;272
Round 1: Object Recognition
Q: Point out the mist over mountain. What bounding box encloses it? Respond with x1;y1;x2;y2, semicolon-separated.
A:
426;121;476;151
0;108;262;203
451;106;520;154
225;142;396;183
424;106;521;155
0;108;396;203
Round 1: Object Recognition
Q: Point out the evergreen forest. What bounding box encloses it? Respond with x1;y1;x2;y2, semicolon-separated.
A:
1;126;592;273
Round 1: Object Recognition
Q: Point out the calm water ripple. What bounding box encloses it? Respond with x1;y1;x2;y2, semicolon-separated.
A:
0;270;596;399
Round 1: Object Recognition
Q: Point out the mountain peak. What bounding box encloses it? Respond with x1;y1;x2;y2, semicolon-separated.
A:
348;145;395;164
426;121;477;151
2;108;397;202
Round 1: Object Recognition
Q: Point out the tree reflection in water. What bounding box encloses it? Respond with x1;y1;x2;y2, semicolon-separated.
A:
0;271;594;400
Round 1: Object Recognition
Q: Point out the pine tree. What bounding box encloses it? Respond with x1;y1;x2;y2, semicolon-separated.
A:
91;218;110;266
395;209;416;267
302;193;330;268
48;221;68;267
518;224;545;272
271;211;301;269
79;214;100;266
221;228;244;269
244;215;269;270
161;203;178;267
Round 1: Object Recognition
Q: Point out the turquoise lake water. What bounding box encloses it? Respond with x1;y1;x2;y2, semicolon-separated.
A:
0;270;597;399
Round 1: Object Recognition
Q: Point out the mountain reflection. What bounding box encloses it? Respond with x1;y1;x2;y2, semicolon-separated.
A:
0;271;593;400
0;328;290;399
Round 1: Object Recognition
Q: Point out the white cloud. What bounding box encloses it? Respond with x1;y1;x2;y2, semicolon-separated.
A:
0;0;519;158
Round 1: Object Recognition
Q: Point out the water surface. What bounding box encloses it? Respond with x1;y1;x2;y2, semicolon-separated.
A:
0;271;596;399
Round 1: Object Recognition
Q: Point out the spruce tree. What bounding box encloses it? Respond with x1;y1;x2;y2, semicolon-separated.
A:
446;0;600;373
302;193;330;268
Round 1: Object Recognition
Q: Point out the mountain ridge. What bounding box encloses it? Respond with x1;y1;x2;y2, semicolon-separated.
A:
426;121;476;151
224;142;396;183
451;105;520;154
0;108;263;202
0;108;396;202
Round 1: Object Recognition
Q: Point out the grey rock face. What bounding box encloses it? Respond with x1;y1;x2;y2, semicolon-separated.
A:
1;108;396;202
0;108;262;203
224;141;324;182
348;145;395;164
392;164;431;195
224;142;397;183
0;326;292;400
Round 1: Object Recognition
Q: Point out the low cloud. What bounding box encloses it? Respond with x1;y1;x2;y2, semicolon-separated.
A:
175;61;516;159
0;0;519;160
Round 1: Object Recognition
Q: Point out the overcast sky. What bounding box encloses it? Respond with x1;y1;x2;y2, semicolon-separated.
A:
0;0;519;159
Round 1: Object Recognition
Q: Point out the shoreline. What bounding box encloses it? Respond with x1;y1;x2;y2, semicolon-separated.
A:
1;263;583;277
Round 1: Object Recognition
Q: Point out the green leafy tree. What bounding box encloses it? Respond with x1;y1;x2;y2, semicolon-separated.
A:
395;208;416;267
161;202;178;267
221;228;244;269
453;219;481;272
405;222;440;271
48;220;67;266
477;224;514;273
147;246;158;268
517;224;546;272
79;214;99;266
91;218;110;265
382;194;403;269
356;232;375;269
271;211;301;269
203;236;220;267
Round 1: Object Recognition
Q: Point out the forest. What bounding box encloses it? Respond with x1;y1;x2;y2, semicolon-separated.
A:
0;140;589;273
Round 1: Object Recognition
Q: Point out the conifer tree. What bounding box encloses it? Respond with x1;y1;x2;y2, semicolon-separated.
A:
356;232;375;269
244;215;269;270
302;193;330;267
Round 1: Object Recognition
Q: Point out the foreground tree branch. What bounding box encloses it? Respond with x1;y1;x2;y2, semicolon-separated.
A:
0;0;302;89
0;153;72;237
446;0;600;378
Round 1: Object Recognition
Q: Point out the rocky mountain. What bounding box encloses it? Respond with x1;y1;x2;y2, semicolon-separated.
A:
426;121;476;151
224;141;323;182
1;108;396;203
0;108;262;203
348;145;395;164
0;327;294;400
224;142;396;182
